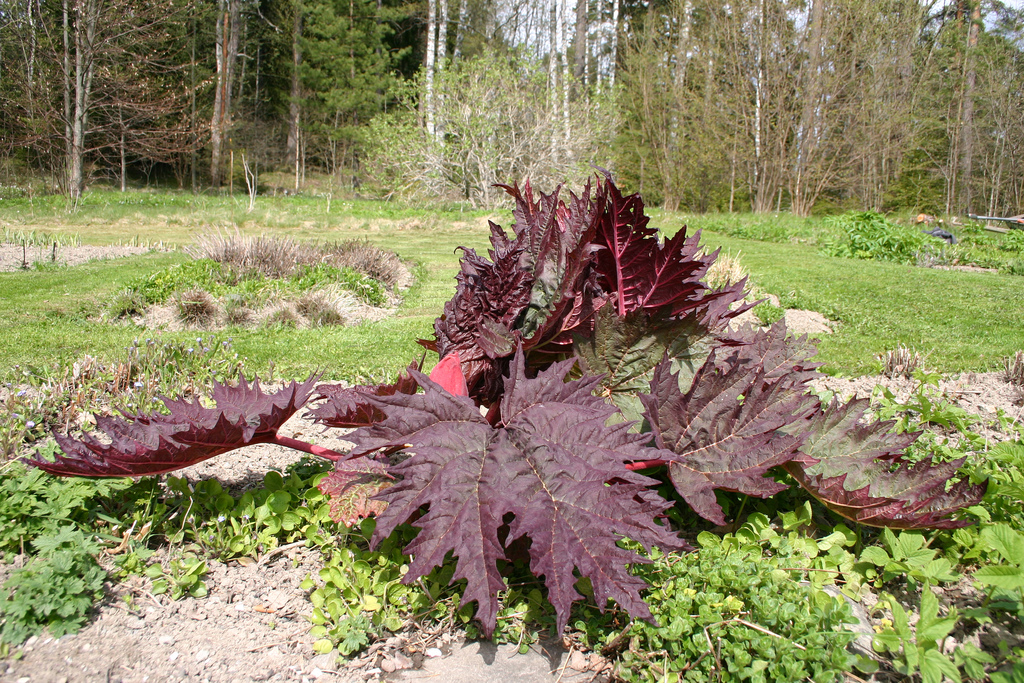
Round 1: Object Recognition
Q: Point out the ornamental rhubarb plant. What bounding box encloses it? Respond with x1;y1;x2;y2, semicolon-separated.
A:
28;175;987;636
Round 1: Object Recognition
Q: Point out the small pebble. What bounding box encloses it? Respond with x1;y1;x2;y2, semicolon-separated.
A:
196;649;210;663
125;617;145;630
425;648;442;658
169;652;179;662
158;635;175;646
310;668;323;679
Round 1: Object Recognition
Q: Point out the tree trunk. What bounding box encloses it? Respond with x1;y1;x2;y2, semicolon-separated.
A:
573;0;587;86
68;0;99;202
210;0;240;188
286;1;302;169
959;1;980;213
453;0;467;59
608;0;619;88
424;0;437;138
791;0;824;216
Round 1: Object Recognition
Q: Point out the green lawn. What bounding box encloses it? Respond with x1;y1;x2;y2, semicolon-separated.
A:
1;192;1020;382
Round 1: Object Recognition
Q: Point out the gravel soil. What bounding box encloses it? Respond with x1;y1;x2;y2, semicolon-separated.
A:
0;245;156;272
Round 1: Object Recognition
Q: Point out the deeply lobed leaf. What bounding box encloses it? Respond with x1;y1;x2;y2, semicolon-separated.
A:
307;361;420;428
29;376;318;477
783;398;987;529
348;351;684;636
642;342;818;525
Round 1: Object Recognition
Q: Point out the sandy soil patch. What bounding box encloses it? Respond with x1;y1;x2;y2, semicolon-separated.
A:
0;245;157;272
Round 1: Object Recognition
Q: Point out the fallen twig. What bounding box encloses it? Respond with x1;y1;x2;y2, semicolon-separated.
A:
257;540;307;567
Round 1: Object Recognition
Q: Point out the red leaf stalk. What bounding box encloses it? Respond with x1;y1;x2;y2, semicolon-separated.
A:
270;435;347;461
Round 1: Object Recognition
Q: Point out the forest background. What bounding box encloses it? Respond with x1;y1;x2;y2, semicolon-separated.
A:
0;0;1022;217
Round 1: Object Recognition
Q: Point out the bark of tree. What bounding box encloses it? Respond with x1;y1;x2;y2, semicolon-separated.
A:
959;0;980;212
68;0;99;202
424;0;437;138
573;0;587;86
286;1;302;185
210;0;241;188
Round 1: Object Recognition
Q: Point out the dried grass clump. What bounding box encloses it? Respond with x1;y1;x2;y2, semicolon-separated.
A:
295;291;343;326
188;230;405;288
324;240;405;289
187;229;316;279
878;344;923;379
1005;351;1024;387
224;296;254;327
175;289;218;327
263;304;300;328
704;252;748;290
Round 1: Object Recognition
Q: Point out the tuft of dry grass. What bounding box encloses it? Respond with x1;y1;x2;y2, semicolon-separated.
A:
704;252;748;290
263;304;300;328
223;296;254;327
1005;351;1024;387
877;344;924;379
296;291;343;326
175;289;218;327
187;229;405;287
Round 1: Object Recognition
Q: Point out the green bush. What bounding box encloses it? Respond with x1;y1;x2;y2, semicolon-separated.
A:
821;212;942;264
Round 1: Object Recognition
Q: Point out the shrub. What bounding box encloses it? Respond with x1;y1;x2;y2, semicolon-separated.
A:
753;301;786;327
264;304;300;328
107;288;147;318
822;211;943;264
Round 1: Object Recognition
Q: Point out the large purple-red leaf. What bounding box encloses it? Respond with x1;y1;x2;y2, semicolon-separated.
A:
429;181;605;400
28;376;317;477
592;177;745;322
642;348;817;525
318;457;394;526
783;399;986;529
348;351;683;636
307;362;420;428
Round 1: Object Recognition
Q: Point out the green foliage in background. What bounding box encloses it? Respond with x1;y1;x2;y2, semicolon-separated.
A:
821;212;943;264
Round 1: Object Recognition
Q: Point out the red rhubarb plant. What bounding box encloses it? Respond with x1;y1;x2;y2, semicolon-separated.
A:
28;175;986;635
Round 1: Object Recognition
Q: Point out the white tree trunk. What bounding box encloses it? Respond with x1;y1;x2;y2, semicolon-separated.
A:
424;0;437;138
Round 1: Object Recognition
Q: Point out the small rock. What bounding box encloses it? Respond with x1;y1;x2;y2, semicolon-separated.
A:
195;649;210;664
363;668;381;679
425;648;442;658
17;677;30;683
310;668;323;679
310;650;339;671
380;659;396;673
25;636;38;648
125;617;146;630
169;652;179;662
589;653;608;671
191;610;208;621
392;653;413;670
81;644;92;652
235;603;248;612
158;635;175;646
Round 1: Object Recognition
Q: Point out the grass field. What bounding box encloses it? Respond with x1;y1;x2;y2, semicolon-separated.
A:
1;190;1021;382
